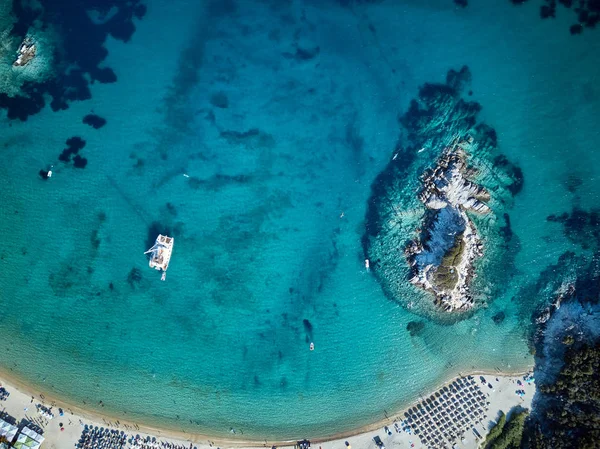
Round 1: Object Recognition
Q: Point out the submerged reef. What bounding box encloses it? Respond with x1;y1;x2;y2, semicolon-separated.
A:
363;66;522;321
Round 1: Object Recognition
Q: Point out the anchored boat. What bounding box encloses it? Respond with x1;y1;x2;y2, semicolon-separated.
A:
144;234;174;281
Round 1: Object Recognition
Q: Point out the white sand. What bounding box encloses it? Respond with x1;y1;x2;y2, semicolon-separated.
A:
0;371;534;449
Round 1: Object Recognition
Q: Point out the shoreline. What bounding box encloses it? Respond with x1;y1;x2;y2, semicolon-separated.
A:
0;365;533;448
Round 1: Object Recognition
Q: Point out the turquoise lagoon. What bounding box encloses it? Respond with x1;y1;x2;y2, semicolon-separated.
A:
0;0;599;440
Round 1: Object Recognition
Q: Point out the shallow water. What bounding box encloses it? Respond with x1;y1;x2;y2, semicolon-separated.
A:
0;0;599;440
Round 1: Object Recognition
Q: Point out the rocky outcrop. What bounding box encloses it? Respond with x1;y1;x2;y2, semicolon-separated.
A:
13;37;36;67
406;137;489;311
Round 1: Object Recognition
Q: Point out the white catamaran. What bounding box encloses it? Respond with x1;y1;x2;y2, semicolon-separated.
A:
144;234;174;281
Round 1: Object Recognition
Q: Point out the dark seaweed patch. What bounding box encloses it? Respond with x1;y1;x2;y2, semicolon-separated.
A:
406;321;426;337
165;202;177;217
282;46;320;62
492;311;506;325
220;128;275;149
73;155;88;169
210;92;229;109
564;174;582;193
83;114;107;129
91;230;101;250
547;208;600;250
127;267;143;288
59;136;87;166
493;155;523;195
508;0;600;34
302;319;313;339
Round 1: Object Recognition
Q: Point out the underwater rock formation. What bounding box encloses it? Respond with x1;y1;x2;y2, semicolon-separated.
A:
363;66;522;321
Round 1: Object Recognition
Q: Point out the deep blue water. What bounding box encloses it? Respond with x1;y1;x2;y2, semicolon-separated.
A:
1;0;599;440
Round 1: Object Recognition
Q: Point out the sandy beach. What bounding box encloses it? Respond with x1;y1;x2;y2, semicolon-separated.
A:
0;368;534;449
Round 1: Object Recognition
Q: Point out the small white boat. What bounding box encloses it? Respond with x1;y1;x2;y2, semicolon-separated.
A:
144;234;174;281
365;259;370;271
310;342;314;351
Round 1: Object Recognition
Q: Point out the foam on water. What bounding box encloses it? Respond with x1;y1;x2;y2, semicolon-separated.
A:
0;0;599;440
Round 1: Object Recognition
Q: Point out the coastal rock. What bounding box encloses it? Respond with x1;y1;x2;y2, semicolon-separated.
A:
13;37;36;67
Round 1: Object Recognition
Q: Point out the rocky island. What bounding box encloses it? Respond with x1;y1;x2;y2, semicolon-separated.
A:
363;66;523;321
406;136;490;311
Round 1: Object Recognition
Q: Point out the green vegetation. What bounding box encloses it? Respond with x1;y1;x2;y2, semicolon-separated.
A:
482;410;528;449
432;233;464;291
482;411;506;447
524;342;600;448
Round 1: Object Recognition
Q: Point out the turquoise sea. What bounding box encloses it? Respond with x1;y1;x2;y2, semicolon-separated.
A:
1;0;599;440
